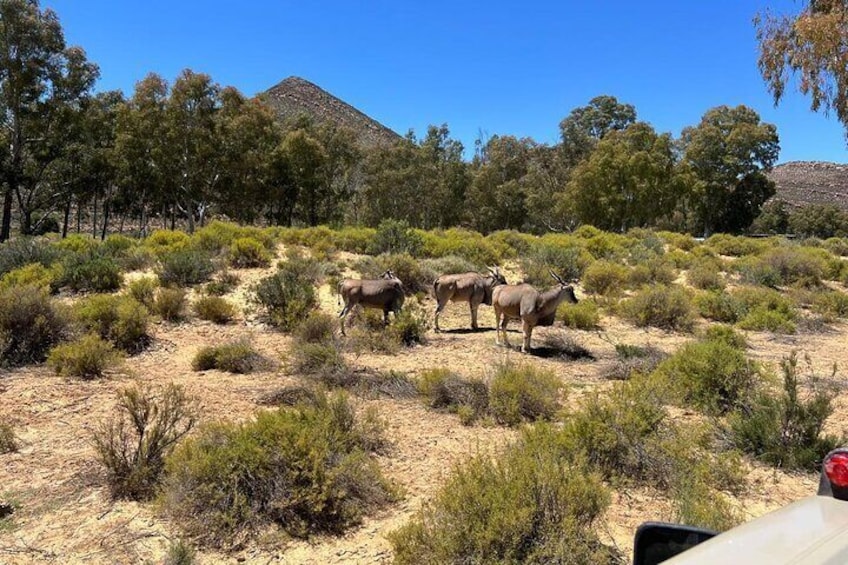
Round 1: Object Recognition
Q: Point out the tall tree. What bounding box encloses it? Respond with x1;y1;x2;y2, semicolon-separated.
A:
417;124;470;229
165;69;221;232
681;105;780;235
756;1;848;137
568;122;685;231
113;73;169;234
559;95;637;167
0;0;98;240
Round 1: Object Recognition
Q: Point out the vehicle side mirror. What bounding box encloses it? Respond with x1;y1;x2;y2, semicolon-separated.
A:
633;522;717;565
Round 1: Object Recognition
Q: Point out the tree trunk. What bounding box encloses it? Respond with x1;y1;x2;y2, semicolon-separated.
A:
0;188;12;242
62;198;71;238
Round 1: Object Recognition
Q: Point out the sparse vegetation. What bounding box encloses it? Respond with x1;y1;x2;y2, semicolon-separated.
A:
204;270;240;296
0;420;17;454
557;299;600;329
154;288;188;322
250;264;317;330
158;248;215;287
59;252;123;292
228;237;272;268
92;384;198;500
418;368;489;425
75;294;151;352
162;392;396;548
621;285;696;331
127;276;159;309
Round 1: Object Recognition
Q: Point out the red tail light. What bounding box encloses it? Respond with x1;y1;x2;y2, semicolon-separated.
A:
825;452;848;489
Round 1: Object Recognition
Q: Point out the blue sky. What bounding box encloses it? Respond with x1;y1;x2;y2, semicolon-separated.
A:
45;0;848;164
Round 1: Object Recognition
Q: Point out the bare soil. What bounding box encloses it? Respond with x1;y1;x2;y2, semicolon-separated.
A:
1;250;845;564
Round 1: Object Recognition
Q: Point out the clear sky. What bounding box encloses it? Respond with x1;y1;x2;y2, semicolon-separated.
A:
44;0;848;164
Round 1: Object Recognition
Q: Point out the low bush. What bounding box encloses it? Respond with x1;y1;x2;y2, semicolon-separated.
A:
204;270;240;296
0;237;61;276
824;237;848;257
601;343;667;381
705;233;769;256
228;237;272;268
704;324;749;349
193;295;237;324
388;428;616;564
295;311;338;345
143;229;191;257
289;341;347;376
250;264;317;330
92;384;198;500
686;259;725;290
368;219;423;256
420;255;478;276
652;334;760;415
420;228;505;266
164;539;197;565
0;263;59;293
733;287;797;333
557;299;600;330
0;420;17;454
126;276;158;309
812;290;848;321
729;352;842;471
333;226;376;254
59;252;123;292
257;385;321;408
161;392;396;547
734;256;782;288
53;233;99;254
489;363;562;426
519;240;589;287
0;284;69;367
158;248;215;287
154;288;188;322
418;368;489;425
694;291;744;323
387;303;429;346
582;260;629;296
48;334;123;379
627;257;677;288
620;285;696;331
192;340;264;374
360;253;432;294
75;294;151;352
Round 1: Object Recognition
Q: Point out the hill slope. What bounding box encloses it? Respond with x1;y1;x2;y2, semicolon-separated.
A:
768;161;848;211
259;76;402;148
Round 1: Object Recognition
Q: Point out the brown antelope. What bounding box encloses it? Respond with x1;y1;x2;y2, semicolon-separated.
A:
492;270;578;353
337;270;405;335
432;267;507;331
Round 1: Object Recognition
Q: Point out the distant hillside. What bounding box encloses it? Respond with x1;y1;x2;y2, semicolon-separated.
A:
768;161;848;211
259;76;402;149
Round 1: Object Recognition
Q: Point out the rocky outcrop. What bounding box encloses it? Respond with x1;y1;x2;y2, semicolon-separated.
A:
259;76;402;149
768;161;848;211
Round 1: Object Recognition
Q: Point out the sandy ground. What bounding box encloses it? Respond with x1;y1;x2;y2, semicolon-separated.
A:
1;251;846;564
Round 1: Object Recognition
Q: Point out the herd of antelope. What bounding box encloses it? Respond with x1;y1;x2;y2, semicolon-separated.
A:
337;267;578;353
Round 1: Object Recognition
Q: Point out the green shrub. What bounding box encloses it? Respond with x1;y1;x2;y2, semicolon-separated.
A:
705;233;768;256
0;237;61;276
205;270;240;296
0;284;69;367
557;299;600;330
420;255;478;276
489;363;562;426
812;290;848;321
673;476;741;532
387;303;429;346
75;294;151;352
48;334;122;379
658;231;698;251
0;420;17;454
333;226;377;254
92;384;198;500
695;291;744;323
388;429;615;564
418;368;489;424
229;237;272;268
789;204;848;238
126;276;158;309
250;265;317;330
420;228;504;266
368;219;423;256
289;341;347;376
0;263;59;293
824;237;848;257
653;336;759;415
687;259;725;290
357;253;432;294
154;288;188;322
519;240;589;287
54;233;99;254
733;287;797;333
486;229;536;258
162;392;396;547
582;260;629;296
295;311;338;345
193;295;237;324
704;324;748;349
601;343;667;381
627;257;677;287
621;285;695;331
59;252;123;292
144;229;191;256
158;248;215;287
734;256;782;288
730;353;842;470
192;340;263;374
164;539;197;565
